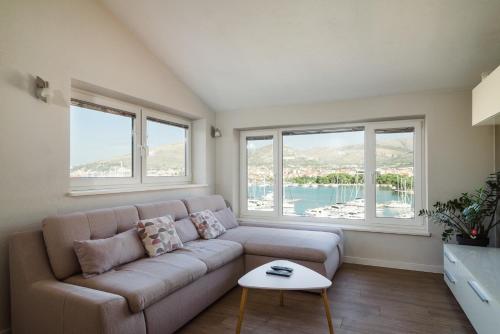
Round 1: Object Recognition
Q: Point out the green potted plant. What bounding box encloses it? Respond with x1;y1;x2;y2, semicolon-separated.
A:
419;172;500;246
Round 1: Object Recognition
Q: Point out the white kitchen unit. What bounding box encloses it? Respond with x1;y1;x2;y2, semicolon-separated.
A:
473;65;500;125
443;244;500;334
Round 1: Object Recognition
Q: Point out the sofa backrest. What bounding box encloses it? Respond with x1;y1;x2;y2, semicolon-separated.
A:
42;206;139;280
41;197;228;280
135;199;188;220
183;194;227;213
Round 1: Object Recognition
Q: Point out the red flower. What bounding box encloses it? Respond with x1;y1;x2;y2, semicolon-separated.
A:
471;228;478;239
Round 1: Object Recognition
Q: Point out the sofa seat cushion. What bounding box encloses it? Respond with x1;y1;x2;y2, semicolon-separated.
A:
219;226;340;263
65;253;207;313
175;239;243;272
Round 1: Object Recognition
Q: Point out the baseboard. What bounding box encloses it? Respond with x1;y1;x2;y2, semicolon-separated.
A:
344;256;443;273
0;328;11;334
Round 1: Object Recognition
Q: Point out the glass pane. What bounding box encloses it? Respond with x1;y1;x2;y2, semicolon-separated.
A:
146;119;187;177
70;105;133;177
283;130;365;219
247;136;274;211
376;129;415;218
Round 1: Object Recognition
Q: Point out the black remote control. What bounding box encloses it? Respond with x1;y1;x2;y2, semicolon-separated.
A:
271;265;293;272
266;269;292;277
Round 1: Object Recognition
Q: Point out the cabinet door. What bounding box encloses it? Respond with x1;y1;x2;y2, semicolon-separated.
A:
454;262;499;334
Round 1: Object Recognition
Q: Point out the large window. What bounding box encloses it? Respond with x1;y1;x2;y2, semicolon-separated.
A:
240;120;425;234
283;128;365;219
70;90;191;190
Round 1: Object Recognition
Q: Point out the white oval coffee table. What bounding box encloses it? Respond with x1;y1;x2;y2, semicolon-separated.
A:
236;260;334;334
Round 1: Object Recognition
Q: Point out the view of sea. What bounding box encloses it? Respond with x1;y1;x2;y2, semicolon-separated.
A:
248;184;414;218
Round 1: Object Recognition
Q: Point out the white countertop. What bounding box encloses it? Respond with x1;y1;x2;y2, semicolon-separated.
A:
445;244;500;303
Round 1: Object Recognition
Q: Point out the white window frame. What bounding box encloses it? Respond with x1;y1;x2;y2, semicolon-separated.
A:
240;129;280;218
239;119;427;235
141;108;192;185
70;90;192;191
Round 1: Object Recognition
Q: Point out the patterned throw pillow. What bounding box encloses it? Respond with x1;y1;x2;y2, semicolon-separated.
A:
136;215;183;257
190;210;226;239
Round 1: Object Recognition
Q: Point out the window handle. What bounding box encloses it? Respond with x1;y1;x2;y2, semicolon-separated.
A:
140;145;149;157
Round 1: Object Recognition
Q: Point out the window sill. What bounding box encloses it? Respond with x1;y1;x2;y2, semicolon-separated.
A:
68;183;209;197
238;217;431;237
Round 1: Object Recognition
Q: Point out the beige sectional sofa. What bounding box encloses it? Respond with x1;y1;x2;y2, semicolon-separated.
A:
10;195;344;334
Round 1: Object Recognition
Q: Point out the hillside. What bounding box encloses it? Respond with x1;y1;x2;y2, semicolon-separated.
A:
249;137;413;169
71;138;412;177
70;142;186;176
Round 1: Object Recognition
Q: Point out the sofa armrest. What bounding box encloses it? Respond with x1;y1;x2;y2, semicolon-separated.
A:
18;280;146;334
10;231;146;334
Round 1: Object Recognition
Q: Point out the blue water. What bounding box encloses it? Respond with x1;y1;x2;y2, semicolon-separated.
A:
248;184;414;217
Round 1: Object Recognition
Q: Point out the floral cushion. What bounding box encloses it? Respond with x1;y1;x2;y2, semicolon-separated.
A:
190;210;226;239
136;215;183;257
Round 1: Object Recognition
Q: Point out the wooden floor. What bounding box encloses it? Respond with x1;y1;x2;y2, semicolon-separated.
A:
177;263;475;334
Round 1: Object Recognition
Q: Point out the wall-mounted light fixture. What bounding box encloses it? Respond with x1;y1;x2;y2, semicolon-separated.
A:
35;76;53;103
211;126;222;138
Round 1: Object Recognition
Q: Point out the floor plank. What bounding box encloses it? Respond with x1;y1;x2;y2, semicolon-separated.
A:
176;263;475;334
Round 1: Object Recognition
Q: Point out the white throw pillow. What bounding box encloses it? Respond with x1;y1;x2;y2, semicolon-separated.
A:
190;210;226;239
136;215;183;257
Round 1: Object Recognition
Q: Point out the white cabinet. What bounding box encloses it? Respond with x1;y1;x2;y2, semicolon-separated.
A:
444;245;500;334
473;65;500;125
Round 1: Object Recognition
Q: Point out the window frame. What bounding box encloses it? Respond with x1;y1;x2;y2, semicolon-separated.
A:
240;129;280;218
239;119;427;234
70;90;192;191
70;89;141;190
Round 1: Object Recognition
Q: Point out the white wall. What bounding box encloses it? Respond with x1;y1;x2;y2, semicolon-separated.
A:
215;90;494;272
0;0;215;331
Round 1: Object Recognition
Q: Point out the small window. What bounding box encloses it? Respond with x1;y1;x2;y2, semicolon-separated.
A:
375;128;415;218
70;100;135;178
145;118;188;177
70;90;192;190
246;134;275;212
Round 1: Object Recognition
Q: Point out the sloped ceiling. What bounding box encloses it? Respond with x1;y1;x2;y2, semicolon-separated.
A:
102;0;500;111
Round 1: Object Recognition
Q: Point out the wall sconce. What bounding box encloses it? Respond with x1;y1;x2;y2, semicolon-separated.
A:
35;76;53;103
211;126;222;138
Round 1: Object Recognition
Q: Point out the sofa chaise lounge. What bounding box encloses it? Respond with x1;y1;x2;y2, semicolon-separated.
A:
10;195;344;334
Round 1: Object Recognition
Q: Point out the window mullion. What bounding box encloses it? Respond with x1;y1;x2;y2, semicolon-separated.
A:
140;108;147;183
276;130;283;218
364;124;376;222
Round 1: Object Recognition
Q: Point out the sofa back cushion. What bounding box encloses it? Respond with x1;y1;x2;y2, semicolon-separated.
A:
183;195;227;213
136;200;189;220
213;207;239;229
173;217;200;243
42;206;139;280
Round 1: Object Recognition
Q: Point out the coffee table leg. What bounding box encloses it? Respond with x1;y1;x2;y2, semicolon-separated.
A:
236;288;249;334
280;290;284;306
321;289;335;334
